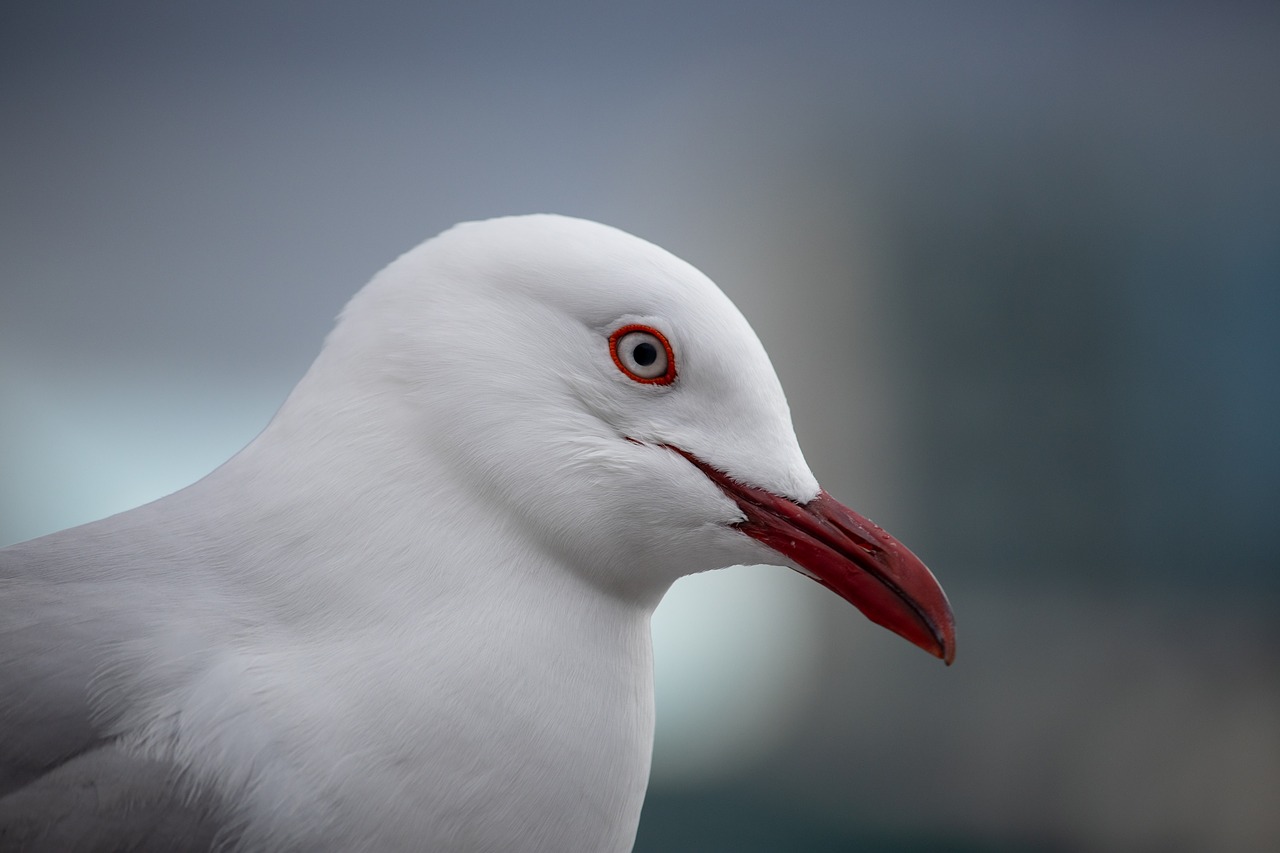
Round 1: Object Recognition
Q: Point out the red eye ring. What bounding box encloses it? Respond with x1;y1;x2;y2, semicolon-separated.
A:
608;324;677;385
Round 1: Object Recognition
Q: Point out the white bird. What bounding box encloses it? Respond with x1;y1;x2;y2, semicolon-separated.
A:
0;215;954;852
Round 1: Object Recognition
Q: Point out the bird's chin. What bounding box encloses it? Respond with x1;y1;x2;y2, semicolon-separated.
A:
669;447;956;664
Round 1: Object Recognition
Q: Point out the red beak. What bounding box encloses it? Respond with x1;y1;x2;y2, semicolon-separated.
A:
678;450;956;665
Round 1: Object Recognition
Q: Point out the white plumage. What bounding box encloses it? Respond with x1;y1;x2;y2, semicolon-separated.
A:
0;215;952;852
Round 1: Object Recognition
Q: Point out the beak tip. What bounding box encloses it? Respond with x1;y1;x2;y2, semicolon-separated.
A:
924;632;955;666
916;601;956;665
936;614;957;666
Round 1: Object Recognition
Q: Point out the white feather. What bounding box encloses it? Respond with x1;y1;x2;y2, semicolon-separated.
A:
0;214;819;851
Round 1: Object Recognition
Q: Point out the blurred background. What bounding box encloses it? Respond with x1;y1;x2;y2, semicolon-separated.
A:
2;2;1278;850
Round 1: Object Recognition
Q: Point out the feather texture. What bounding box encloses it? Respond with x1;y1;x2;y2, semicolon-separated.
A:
1;215;822;851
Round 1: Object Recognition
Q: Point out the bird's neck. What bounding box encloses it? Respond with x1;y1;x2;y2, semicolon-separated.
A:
145;395;659;850
176;376;650;634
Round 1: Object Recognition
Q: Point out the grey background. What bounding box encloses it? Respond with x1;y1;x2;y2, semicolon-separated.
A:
2;2;1278;850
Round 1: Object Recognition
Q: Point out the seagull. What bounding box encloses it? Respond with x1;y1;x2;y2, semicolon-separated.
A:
0;215;954;852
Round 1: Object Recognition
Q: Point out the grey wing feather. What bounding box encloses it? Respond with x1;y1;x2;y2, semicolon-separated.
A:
1;525;235;851
1;541;110;796
0;744;229;852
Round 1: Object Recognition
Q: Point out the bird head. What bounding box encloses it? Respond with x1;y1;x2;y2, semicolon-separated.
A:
311;214;954;663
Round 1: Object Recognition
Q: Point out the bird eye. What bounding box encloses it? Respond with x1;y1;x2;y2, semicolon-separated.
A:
608;324;676;385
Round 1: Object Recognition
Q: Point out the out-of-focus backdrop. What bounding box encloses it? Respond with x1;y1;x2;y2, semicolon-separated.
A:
2;2;1277;850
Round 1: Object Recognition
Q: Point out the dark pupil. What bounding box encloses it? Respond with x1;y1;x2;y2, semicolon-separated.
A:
632;341;658;367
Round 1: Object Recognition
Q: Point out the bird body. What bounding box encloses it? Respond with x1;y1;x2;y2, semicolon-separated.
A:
3;473;656;851
1;215;953;851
